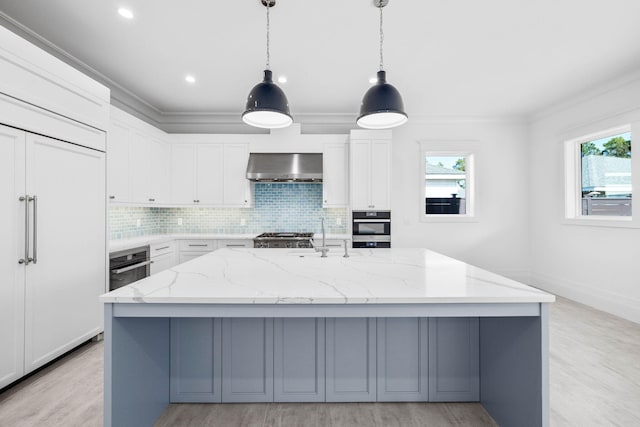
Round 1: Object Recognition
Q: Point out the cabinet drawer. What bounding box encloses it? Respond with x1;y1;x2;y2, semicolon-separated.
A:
217;239;252;249
150;241;175;257
179;240;217;252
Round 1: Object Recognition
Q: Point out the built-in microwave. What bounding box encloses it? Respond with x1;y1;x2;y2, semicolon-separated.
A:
352;211;391;248
352;210;391;236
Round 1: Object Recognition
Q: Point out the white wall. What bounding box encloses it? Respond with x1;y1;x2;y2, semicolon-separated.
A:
529;72;640;324
390;120;531;282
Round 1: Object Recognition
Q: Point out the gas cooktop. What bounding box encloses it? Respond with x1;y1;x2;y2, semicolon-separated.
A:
254;232;313;240
253;232;314;248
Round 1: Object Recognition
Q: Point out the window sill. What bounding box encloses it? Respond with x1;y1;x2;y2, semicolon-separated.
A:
562;216;638;229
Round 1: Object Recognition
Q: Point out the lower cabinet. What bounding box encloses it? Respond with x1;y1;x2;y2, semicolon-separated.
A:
274;318;325;402
221;318;274;403
325;318;376;402
169;317;479;403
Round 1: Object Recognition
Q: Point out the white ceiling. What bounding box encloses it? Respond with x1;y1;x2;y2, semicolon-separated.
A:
1;0;640;126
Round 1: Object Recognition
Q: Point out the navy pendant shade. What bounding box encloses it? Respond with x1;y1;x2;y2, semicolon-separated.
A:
357;70;408;129
242;69;293;129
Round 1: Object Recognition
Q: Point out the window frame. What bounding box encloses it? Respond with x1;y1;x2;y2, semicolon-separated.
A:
563;124;638;228
419;142;476;223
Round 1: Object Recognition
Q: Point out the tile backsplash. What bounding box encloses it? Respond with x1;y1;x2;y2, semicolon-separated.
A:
109;183;348;240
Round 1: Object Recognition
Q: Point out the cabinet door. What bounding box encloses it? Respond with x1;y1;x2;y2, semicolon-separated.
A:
170;144;197;204
150;251;177;275
0;125;26;389
323;143;348;207
274;318;325;402
370;140;391;210
223;143;252;207
428;317;479;402
197;144;224;205
170;318;222;403
222;318;274;402
377;318;429;402
24;133;105;373
325;318;376;402
349;141;372;210
129;131;153;203
150;139;170;203
107;121;130;202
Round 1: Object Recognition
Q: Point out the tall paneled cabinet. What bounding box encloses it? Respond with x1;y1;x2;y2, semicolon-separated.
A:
349;130;392;210
0;26;108;389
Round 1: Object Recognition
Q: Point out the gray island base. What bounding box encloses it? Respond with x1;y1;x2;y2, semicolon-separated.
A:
101;248;554;427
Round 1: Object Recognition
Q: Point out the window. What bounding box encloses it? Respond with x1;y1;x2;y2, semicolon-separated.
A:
580;131;631;216
564;125;637;226
420;148;475;221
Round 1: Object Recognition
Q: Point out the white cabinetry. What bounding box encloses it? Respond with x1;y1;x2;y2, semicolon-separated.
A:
349;131;392;211
129;133;170;204
217;239;253;249
223;143;253;207
0;124;106;387
170;144;224;205
150;241;177;275
178;239;218;264
0;26;107;389
322;143;348;207
109;107;170;205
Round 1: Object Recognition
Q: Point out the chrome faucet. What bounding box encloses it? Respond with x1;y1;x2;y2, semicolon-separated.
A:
312;218;330;257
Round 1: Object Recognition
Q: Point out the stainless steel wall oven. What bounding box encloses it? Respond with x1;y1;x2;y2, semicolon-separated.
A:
109;245;151;291
352;211;391;248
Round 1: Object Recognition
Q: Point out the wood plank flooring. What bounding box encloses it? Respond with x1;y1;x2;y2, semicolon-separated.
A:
0;297;638;426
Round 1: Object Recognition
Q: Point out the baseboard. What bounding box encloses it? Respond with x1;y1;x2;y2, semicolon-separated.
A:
531;272;640;324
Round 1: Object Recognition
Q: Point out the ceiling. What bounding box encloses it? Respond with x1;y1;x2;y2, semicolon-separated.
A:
1;0;640;131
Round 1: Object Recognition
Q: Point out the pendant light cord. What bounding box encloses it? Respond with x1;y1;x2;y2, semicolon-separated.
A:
379;4;384;71
266;3;271;70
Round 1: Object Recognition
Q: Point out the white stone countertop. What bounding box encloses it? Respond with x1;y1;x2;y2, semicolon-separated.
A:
101;248;555;304
109;234;352;252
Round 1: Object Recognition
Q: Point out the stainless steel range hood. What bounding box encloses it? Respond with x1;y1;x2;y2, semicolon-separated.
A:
246;153;323;182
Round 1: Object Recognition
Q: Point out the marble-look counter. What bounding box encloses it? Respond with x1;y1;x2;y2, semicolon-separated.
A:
100;248;554;304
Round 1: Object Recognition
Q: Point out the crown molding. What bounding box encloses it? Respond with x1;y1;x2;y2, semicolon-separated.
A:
0;14;530;134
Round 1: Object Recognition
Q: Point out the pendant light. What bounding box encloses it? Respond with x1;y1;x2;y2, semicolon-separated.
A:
357;0;408;129
242;0;293;129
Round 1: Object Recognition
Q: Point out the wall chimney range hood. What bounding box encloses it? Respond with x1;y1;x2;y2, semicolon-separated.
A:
246;153;323;182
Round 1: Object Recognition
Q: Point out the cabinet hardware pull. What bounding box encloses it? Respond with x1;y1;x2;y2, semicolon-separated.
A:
149;198;155;202
188;244;208;247
18;195;30;265
29;195;37;264
109;195;115;200
155;246;170;251
225;244;246;247
111;260;153;275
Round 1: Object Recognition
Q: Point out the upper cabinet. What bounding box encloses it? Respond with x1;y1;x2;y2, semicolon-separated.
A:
222;143;253;208
322;143;348;207
349;130;392;211
170;141;251;208
170;143;224;205
108;107;170;205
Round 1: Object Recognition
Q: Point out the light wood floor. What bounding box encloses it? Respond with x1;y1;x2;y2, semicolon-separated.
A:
0;297;638;426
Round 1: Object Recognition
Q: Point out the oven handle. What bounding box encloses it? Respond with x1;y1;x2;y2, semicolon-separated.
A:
111;260;153;275
352;219;391;223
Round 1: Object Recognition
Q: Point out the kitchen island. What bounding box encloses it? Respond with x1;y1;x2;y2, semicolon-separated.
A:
101;248;554;427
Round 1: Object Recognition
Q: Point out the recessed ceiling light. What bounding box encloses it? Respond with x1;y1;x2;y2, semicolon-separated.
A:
185;75;196;84
118;8;134;19
369;77;377;84
277;76;287;84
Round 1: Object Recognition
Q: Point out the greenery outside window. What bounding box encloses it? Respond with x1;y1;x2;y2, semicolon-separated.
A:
564;125;638;227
